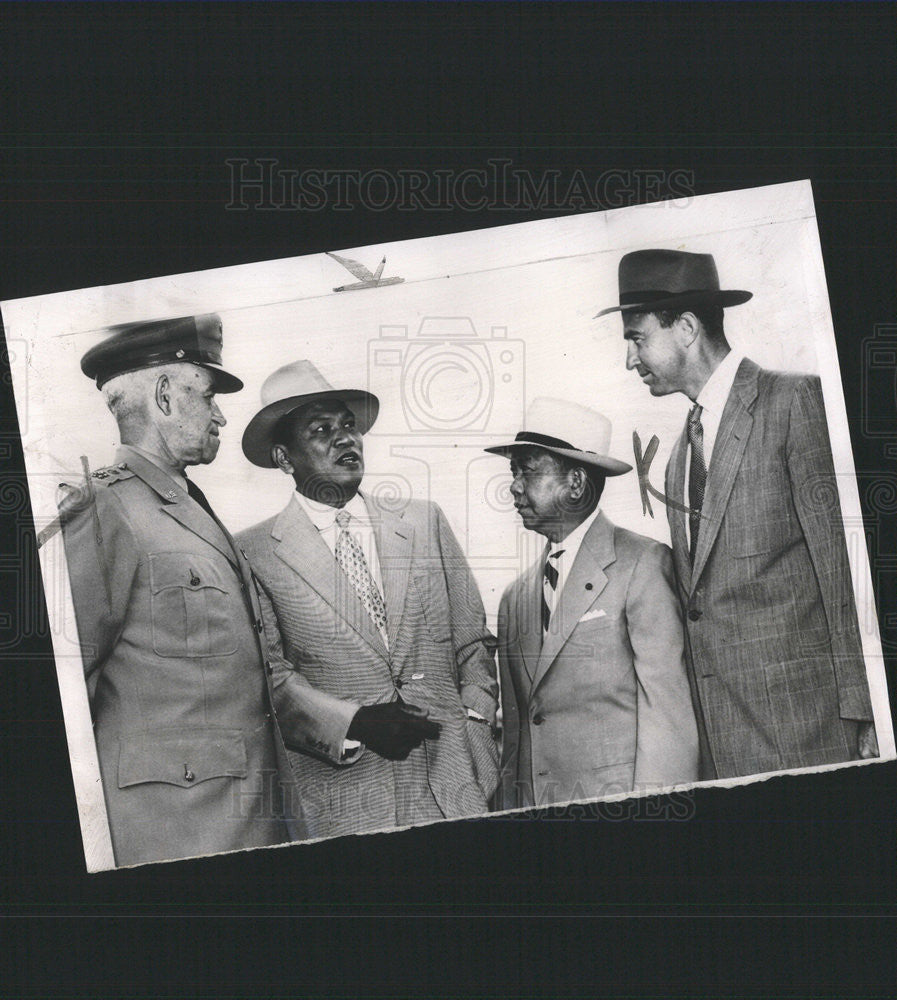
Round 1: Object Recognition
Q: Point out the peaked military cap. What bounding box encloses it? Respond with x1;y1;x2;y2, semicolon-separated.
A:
80;313;244;392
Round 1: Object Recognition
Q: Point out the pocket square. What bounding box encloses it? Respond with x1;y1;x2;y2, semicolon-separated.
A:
578;608;607;623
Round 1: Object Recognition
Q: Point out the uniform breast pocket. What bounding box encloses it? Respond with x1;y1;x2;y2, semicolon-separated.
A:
149;552;238;657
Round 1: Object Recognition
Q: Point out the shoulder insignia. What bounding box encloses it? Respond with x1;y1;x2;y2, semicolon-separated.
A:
90;462;135;485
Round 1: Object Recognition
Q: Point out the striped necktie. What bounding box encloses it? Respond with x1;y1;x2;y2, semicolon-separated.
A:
687;403;707;563
541;548;565;634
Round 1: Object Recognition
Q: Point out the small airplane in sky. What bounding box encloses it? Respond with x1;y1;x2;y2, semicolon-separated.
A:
326;251;405;292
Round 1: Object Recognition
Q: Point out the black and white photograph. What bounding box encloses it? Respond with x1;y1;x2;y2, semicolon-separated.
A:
3;180;891;871
3;3;897;997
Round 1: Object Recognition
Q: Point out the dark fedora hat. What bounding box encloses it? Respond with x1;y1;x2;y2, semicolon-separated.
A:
80;313;243;392
595;249;752;318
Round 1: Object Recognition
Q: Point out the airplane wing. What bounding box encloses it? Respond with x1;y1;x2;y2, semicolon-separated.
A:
326;251;373;282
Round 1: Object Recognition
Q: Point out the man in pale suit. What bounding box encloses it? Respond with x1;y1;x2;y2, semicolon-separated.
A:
236;361;500;840
59;315;302;866
486;398;698;809
598;248;877;779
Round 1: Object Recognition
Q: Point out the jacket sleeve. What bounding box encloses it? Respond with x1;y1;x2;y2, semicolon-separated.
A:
786;376;873;722
60;483;139;699
628;541;700;790
495;586;521;811
433;503;499;726
254;576;362;767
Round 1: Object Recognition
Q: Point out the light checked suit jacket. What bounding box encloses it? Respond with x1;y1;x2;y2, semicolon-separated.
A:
665;358;874;779
236;493;500;840
497;511;699;810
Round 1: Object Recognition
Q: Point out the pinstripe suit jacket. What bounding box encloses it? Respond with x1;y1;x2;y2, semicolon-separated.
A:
665;358;874;778
497;512;699;810
236;493;500;840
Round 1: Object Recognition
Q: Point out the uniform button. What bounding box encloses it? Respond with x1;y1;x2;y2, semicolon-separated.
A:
265;661;273;675
256;619;264;632
688;609;702;622
184;768;195;783
394;679;404;688
532;713;545;726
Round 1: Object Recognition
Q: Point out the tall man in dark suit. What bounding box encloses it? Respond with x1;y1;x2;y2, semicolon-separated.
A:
598;249;877;778
236;360;500;840
61;315;302;866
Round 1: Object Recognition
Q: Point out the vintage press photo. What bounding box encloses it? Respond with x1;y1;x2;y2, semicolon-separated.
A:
3;180;892;871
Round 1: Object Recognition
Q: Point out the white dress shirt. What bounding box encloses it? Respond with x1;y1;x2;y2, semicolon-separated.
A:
543;506;602;630
684;350;744;547
291;489;385;597
292;489;387;757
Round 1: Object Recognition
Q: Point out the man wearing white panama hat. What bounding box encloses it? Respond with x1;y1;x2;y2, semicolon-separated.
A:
236;360;500;840
486;397;698;810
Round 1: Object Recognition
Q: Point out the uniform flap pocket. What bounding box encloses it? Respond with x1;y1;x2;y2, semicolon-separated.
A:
118;728;247;789
149;552;230;595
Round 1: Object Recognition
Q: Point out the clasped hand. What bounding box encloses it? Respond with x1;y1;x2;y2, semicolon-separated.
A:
347;700;441;760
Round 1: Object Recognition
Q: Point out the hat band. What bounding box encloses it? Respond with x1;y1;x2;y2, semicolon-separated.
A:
618;288;715;306
93;349;218;388
514;431;579;451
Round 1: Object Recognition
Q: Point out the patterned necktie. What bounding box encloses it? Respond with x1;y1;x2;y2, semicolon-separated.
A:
541;548;565;634
687;404;707;563
184;476;218;522
335;509;388;639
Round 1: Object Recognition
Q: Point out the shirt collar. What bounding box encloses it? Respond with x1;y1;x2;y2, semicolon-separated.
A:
551;505;601;560
292;489;369;532
696;349;744;417
121;443;187;491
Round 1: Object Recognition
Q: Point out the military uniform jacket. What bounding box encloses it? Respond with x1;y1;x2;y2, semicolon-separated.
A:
665;359;875;779
60;446;302;866
236;494;500;841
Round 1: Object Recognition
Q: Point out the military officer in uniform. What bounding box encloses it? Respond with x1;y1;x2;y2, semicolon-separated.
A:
60;315;302;866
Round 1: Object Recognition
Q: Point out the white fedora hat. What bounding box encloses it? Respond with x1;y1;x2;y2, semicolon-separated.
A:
242;360;379;468
484;397;632;476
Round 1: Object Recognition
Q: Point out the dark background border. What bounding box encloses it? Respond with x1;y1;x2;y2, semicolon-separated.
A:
1;3;895;996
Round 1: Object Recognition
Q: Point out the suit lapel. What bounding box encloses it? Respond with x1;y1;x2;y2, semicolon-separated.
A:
515;555;545;684
690;358;759;589
666;428;691;595
118;447;239;567
272;498;389;661
365;494;414;651
532;512;614;693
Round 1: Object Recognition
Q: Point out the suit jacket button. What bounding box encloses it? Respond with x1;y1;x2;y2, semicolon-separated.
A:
688;609;702;622
394;679;404;688
265;661;273;675
256;619;263;632
532;713;545;726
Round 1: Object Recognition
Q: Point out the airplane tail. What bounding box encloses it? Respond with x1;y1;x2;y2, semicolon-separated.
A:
372;257;386;283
